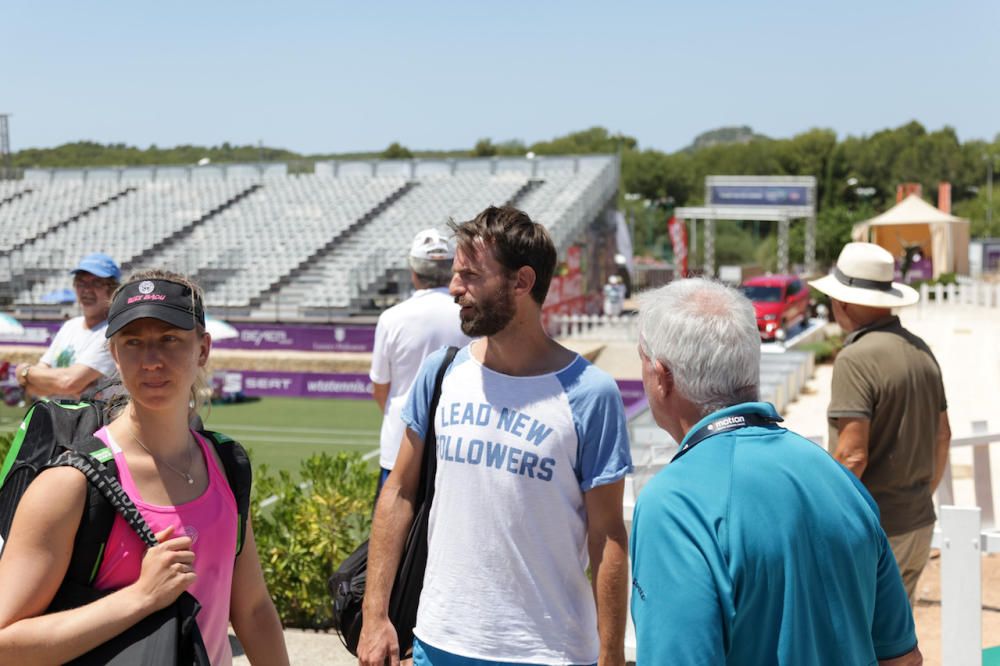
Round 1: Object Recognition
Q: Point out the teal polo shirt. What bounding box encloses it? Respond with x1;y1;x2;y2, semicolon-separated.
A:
630;402;917;665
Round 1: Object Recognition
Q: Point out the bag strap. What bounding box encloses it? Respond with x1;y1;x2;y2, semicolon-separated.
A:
60;437;122;585
48;438;158;550
419;346;459;505
198;430;252;557
55;430;251;588
79;376;122;403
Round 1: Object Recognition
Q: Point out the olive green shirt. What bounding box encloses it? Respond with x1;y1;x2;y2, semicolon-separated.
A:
828;316;947;537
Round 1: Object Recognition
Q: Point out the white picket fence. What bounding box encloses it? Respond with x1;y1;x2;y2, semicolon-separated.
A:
919;279;1000;309
551;313;638;341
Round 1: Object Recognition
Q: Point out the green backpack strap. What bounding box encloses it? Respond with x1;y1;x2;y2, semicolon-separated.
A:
60;436;121;586
200;430;252;557
55;429;250;588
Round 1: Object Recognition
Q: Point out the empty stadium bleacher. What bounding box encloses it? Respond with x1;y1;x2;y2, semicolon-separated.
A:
2;155;618;318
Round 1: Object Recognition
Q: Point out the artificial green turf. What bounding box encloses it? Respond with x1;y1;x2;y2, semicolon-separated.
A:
0;402;28;432
0;397;384;478
203;397;383;475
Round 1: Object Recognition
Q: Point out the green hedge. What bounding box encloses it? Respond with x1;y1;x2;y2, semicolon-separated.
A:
798;333;844;364
251;452;376;629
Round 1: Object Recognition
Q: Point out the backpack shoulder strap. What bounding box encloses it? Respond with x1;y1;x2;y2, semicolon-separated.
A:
200;430;252;557
49;436;158;585
420;346;459;503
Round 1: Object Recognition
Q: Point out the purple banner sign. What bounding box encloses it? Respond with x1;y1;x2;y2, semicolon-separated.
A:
894;257;933;283
0;320;376;353
215;372;649;410
214;370;374;399
709;185;810;208
0;321;63;346
986;245;1000;272
616;379;647;416
212;322;375;353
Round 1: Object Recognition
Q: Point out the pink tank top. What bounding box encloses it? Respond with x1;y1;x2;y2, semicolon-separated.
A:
92;427;238;666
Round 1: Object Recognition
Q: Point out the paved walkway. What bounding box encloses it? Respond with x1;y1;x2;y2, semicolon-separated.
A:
230;629;355;665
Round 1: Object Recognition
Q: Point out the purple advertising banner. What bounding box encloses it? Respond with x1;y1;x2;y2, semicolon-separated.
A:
212;322;375;353
216;370;648;411
617;379;648;416
0;321;64;347
709;185;810;208
894;257;933;283
0;320;376;353
215;370;374;399
986;245;1000;272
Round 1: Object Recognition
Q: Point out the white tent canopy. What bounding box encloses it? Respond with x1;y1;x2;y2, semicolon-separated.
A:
852;194;969;277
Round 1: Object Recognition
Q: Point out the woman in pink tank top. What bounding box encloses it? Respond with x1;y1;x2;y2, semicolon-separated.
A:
0;271;288;665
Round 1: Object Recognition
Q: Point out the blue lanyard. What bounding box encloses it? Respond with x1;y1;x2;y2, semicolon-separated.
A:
672;412;781;462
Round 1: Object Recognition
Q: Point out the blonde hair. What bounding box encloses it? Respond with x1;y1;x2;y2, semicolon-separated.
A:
108;269;212;418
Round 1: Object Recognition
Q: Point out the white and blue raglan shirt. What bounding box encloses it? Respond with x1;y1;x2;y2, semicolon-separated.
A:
402;345;632;664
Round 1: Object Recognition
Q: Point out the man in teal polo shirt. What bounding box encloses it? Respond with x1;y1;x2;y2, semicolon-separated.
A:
630;278;921;665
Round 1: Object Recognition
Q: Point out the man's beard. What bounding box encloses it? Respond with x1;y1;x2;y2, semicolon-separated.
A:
459;280;516;337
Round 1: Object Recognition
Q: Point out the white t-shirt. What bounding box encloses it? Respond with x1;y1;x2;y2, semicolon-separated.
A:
402;346;633;664
40;317;116;391
369;288;471;470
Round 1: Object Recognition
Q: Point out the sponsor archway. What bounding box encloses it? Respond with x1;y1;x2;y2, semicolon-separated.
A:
676;176;817;277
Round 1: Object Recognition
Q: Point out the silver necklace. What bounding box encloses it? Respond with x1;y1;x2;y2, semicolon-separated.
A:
130;426;196;485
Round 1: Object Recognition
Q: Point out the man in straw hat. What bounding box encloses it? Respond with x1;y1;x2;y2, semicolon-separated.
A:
811;242;951;603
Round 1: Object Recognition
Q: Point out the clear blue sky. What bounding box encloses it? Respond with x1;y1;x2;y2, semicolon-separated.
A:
4;0;998;154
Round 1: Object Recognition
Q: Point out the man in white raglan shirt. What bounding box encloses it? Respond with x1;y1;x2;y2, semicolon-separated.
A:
359;206;632;666
15;252;120;401
369;228;472;498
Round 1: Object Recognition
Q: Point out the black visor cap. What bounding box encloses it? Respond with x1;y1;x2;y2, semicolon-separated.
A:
105;279;205;338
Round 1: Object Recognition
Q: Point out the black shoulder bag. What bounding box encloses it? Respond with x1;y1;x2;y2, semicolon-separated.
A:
330;345;458;657
46;447;210;666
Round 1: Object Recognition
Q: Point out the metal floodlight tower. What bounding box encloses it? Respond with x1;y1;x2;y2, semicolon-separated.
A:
0;114;11;180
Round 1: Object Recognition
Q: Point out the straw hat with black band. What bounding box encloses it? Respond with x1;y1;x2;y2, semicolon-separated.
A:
809;242;919;309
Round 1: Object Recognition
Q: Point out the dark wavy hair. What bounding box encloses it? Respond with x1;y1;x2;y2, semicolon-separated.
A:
449;205;556;305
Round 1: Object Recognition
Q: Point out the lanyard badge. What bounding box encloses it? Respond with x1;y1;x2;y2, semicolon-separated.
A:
672;412;781;462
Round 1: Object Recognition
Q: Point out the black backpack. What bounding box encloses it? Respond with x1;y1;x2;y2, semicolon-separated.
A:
0;399;252;586
329;346;457;656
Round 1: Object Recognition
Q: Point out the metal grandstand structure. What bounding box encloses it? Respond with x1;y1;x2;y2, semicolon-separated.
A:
3;154;620;320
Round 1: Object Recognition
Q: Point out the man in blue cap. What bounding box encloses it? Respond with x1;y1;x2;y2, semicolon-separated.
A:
16;252;121;400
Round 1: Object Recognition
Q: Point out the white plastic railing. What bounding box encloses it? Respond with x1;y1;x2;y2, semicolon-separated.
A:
553;313;638;341
933;420;1000;664
919;280;1000;309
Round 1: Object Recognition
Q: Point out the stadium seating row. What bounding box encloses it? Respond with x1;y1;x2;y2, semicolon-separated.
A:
4;157;618;316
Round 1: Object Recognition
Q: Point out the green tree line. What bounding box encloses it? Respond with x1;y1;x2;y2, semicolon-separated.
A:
10;122;999;266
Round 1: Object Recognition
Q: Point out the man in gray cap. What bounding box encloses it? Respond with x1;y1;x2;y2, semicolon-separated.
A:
811;241;950;603
16;252;121;400
368;229;471;497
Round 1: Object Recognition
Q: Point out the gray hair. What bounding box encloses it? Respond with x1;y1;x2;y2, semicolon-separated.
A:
638;278;760;416
408;256;453;288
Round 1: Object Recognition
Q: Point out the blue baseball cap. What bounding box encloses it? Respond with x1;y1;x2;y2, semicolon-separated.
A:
70;253;121;280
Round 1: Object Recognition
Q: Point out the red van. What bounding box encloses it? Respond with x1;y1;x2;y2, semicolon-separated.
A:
739;274;810;341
